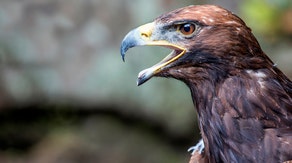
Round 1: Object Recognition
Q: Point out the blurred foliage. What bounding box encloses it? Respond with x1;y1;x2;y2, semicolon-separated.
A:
0;0;291;163
240;0;292;38
0;106;189;163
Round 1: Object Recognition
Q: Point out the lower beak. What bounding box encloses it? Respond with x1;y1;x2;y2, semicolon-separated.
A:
120;22;186;86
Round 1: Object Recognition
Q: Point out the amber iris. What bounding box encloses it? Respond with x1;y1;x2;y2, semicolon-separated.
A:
179;23;196;36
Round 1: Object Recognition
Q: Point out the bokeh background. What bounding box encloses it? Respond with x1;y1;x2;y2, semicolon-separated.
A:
0;0;291;162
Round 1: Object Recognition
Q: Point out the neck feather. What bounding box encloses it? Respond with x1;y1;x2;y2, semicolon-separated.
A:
183;67;292;162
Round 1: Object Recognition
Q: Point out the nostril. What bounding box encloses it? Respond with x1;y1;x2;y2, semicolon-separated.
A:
141;32;150;38
137;22;154;39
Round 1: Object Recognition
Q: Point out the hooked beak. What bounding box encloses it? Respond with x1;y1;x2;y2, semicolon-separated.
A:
120;22;186;86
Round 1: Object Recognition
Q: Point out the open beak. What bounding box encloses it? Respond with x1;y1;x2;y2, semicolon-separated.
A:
120;22;186;86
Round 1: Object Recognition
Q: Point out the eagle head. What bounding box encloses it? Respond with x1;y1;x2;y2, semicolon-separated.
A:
120;4;292;163
120;5;266;86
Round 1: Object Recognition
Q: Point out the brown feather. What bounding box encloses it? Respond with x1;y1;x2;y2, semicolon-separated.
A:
189;150;208;163
155;5;292;163
121;4;292;163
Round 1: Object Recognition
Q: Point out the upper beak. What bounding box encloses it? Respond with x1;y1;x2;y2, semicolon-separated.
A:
120;22;186;86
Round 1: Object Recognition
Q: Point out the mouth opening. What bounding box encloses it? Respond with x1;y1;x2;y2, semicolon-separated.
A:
157;49;183;67
137;45;185;86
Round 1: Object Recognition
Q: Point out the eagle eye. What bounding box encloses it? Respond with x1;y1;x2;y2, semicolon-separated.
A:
178;23;196;36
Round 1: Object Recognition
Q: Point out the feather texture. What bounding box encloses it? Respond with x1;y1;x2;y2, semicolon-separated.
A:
120;5;292;163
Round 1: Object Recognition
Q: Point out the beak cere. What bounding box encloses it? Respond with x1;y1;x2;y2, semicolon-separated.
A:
120;23;155;62
120;22;186;86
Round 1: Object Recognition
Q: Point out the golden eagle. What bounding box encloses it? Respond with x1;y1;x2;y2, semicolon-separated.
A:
120;5;292;163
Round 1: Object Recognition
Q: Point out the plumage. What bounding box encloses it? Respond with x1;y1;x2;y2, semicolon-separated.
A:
120;5;292;163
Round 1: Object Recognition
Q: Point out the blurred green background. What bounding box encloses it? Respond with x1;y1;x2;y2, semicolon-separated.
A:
0;0;291;162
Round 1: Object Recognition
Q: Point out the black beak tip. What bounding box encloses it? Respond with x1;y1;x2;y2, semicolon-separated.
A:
120;29;140;63
120;50;126;62
120;40;133;62
120;44;127;62
137;78;145;86
137;72;151;86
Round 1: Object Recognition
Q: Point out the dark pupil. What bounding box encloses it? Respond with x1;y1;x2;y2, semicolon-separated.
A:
183;24;191;32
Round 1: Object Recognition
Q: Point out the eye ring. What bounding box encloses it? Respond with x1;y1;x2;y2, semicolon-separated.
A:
178;23;196;36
